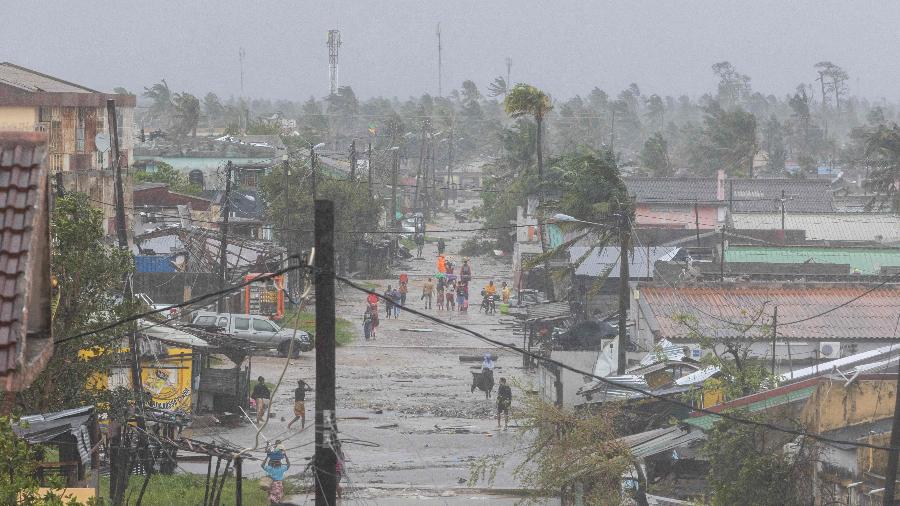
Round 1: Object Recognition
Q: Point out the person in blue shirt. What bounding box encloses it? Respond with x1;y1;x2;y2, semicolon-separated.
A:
262;452;290;504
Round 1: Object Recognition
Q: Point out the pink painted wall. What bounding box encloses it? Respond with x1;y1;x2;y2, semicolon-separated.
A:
634;204;720;229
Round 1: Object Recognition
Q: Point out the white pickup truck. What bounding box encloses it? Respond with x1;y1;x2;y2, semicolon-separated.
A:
191;312;313;357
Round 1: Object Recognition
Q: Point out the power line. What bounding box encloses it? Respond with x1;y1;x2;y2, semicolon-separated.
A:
54;263;308;346
333;274;900;451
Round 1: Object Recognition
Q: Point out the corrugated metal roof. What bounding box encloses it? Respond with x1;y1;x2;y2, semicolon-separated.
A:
729;179;834;212
780;343;900;383
619;425;706;458
0;62;98;93
639;284;900;342
569;246;680;278
684;385;817;430
625;177;718;203
732;213;900;244
523;302;572;322
726;246;900;274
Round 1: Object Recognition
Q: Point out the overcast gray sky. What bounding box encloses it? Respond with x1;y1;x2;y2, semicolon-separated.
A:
3;0;899;102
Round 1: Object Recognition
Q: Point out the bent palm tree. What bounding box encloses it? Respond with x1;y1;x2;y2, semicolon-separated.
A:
504;84;552;183
143;80;173;128
487;76;509;98
864;124;900;210
172;92;201;138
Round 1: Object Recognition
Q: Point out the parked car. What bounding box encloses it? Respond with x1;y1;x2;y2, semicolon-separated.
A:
190;312;313;357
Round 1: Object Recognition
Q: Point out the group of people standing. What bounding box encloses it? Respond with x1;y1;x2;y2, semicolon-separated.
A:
430;252;474;312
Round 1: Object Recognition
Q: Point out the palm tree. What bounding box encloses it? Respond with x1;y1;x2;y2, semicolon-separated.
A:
864;124;900;210
142;80;173;128
487;76;508;98
172;92;200;138
504;84;552;182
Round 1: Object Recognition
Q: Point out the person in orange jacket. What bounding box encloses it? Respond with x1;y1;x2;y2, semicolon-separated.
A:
437;253;446;273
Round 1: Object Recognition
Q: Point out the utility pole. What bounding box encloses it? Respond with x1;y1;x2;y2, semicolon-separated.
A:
413;122;427;216
217;162;233;313
505;56;512;88
349;140;357;180
436;23;442;97
445;128;454;208
314;200;337;506
780;189;786;232
694;201;700;247
884;360;900;504
617;210;631;375
109;99;149;506
310;145;318;200
366;142;373;199
719;227;727;281
390;148;399;233
282;157;297;297
770;306;778;376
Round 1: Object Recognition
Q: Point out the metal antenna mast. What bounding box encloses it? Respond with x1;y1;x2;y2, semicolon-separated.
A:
436;23;442;97
437;23;444;97
327;30;341;96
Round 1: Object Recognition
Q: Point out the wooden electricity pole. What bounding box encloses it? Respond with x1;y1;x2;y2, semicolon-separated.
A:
366;142;373;199
349;140;357;180
217;161;233;313
617;210;631;375
310;146;318;200
314;200;337;506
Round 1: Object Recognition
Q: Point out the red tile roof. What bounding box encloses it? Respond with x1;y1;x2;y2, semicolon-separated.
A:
638;283;900;341
0;132;51;387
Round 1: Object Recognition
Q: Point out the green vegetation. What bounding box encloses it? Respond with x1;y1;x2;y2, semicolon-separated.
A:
458;237;496;257
133;161;202;195
283;310;355;346
99;474;270;506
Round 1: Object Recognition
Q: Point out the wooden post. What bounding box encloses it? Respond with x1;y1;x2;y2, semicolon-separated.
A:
234;457;243;506
217;162;233;313
314;200;337;505
617;211;630;375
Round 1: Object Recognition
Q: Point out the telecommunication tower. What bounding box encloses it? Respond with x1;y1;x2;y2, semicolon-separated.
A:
327;30;341;96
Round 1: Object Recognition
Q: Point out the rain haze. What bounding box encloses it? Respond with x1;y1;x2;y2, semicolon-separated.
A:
4;1;900;505
3;0;900;99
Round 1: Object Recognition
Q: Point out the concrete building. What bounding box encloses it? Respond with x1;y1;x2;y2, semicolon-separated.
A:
0;62;135;172
631;282;900;368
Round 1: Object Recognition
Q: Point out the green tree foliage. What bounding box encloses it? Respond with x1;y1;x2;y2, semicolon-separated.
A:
203;92;224;123
687;102;757;176
761;115;787;173
505;84;553;181
260;161;382;258
16;193;133;413
703;415;816;506
864;123;900;210
172;92;200;138
133;161;201;195
470;392;631;505
142;80;173;127
640;132;670;176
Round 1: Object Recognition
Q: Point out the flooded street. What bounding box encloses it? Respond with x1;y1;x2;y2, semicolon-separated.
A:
191;194;548;503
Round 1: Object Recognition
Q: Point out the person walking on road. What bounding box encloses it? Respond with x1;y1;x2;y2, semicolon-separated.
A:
446;281;456;311
389;287;401;318
460;258;472;285
261;451;290;504
287;379;312;429
436;276;446;311
421;277;434;309
456;282;466;312
437;253;447;273
497;377;512;430
363;303;378;340
415;232;425;258
252;376;271;424
383;285;394;319
501;281;511;304
398;279;408;307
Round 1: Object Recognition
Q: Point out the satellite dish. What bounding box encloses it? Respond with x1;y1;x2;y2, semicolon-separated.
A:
95;133;110;153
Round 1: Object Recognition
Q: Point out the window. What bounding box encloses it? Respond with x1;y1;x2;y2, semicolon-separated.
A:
39;106;52;123
234;317;250;331
194;316;216;326
253;319;276;332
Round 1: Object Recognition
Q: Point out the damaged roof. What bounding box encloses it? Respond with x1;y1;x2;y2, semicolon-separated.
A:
637;283;900;342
